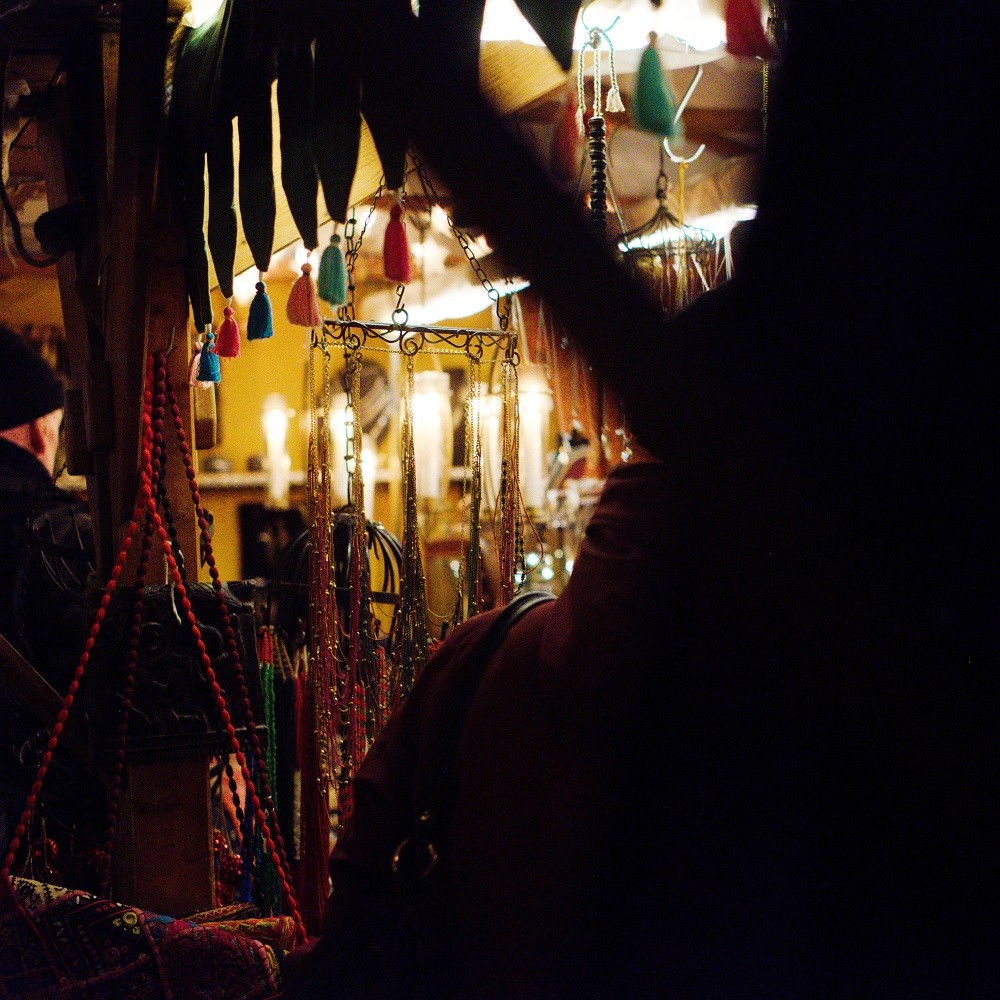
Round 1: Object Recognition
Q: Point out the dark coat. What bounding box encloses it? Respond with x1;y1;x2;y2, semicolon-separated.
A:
0;438;98;858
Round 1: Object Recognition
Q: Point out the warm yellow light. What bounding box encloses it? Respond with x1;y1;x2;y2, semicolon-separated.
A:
517;365;553;512
411;371;453;501
261;393;292;508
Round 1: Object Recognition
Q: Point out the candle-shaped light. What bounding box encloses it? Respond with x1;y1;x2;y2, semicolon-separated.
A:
517;364;553;512
411;370;453;501
261;392;292;508
329;391;376;519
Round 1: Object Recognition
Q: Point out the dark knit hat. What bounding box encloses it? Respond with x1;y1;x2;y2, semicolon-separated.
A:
0;326;65;432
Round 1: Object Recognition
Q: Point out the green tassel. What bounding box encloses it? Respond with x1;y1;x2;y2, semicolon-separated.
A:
247;280;274;340
197;334;221;383
318;234;348;306
632;38;682;140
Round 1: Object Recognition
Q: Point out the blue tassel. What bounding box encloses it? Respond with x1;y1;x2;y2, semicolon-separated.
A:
197;334;221;383
318;234;348;306
247;281;274;341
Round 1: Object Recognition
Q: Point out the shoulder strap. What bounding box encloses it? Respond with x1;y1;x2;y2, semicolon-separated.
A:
391;591;556;880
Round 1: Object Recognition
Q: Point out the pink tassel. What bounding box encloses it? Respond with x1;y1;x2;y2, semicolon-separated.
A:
383;204;413;284
286;261;322;327
726;0;776;59
214;305;240;358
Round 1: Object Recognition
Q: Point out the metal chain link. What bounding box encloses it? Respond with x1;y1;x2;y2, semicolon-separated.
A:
341;179;385;322
411;152;510;331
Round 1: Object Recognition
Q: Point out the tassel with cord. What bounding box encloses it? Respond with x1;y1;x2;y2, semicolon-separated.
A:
247;274;274;341
287;255;322;327
725;0;776;59
605;32;625;114
632;33;681;139
383;191;413;284
214;301;241;358
197;330;222;383
318;230;348;306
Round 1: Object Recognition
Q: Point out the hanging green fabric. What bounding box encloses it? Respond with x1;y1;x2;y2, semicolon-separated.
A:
206;114;238;301
312;25;363;227
170;0;233;332
632;36;682;140
277;41;319;252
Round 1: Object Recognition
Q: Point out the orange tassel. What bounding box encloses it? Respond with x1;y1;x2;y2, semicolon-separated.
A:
214;305;240;358
286;261;322;327
383;204;413;284
725;0;776;59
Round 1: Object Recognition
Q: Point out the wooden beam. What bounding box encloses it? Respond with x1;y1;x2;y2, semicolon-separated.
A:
100;0;169;562
35;77;94;476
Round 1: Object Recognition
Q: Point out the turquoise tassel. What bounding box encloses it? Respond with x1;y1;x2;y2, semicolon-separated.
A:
318;235;347;306
632;37;682;140
247;280;274;340
197;333;221;383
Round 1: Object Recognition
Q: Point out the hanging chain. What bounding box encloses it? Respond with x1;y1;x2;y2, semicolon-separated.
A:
465;358;483;619
412;152;510;332
341;179;385;323
762;0;783;151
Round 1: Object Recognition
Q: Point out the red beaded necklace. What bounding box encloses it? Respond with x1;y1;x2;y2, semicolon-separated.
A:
1;351;307;945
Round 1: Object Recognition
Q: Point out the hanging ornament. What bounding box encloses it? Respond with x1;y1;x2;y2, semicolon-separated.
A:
214;301;241;358
318;229;348;306
383;190;413;284
575;27;625;134
197;330;222;383
725;0;776;59
287;255;323;328
632;33;681;139
247;276;275;340
277;41;319;256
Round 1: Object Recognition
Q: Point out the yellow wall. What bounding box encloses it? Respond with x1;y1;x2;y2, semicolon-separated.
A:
200;281;497;579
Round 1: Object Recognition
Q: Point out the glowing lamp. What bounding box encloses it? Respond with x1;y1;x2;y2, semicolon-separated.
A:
517;364;553;512
261;393;292;508
411;371;453;501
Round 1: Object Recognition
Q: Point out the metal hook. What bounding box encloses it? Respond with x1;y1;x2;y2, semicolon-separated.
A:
580;1;620;36
164;325;177;357
663;65;706;164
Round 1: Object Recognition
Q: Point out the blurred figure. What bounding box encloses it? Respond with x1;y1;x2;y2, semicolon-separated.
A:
0;325;101;867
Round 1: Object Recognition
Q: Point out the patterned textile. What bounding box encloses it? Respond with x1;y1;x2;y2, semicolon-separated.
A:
0;878;282;1000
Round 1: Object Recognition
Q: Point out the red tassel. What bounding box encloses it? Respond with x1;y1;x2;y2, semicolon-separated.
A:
383;204;413;284
214;305;241;358
286;261;322;327
725;0;776;59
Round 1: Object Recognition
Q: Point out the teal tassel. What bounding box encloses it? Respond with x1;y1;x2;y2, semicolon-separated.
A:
318;234;347;306
632;37;682;140
197;334;221;383
247;280;274;340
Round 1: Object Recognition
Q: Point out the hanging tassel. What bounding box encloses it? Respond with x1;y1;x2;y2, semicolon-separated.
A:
383;195;412;284
197;331;221;383
318;232;348;306
247;276;274;341
287;257;322;327
632;33;681;139
605;33;625;114
725;0;776;59
215;302;241;358
575;37;589;135
189;340;204;385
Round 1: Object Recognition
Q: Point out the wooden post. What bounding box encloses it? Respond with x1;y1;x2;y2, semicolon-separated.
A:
102;1;212;915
